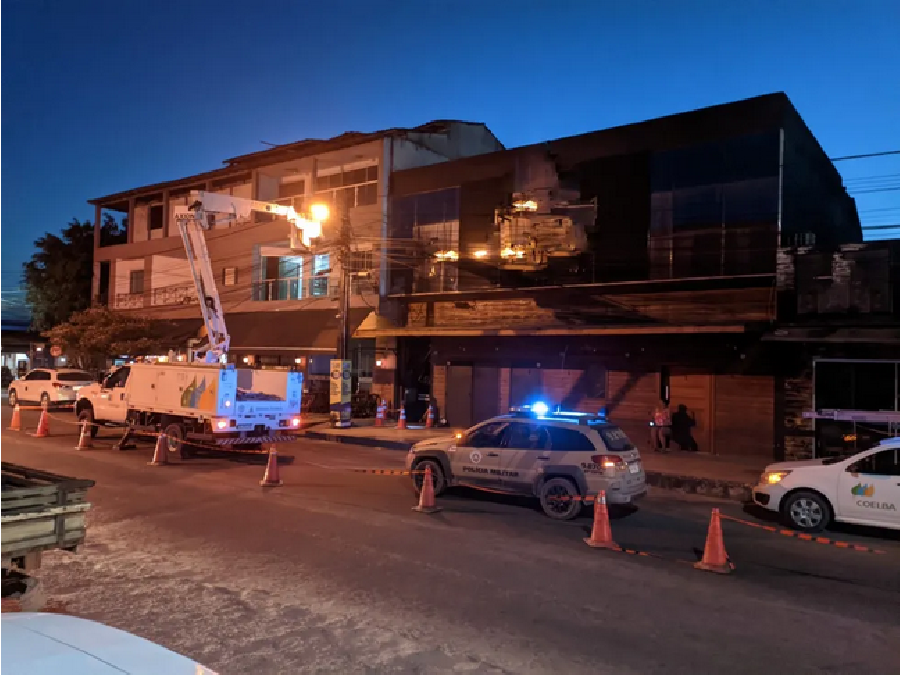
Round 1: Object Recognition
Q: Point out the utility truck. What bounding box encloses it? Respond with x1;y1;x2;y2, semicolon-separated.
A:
75;191;329;457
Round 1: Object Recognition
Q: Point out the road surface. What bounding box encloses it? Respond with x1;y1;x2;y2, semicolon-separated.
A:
2;406;899;674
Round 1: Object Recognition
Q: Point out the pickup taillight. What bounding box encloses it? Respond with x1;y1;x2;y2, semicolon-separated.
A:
590;454;626;470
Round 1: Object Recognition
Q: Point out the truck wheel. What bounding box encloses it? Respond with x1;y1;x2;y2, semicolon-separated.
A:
539;477;583;521
782;491;832;533
77;409;99;439
162;421;191;460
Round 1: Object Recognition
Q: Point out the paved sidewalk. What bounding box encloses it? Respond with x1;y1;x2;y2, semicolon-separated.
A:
300;420;769;502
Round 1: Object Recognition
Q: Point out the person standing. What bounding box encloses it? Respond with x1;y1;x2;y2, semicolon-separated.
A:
653;400;672;452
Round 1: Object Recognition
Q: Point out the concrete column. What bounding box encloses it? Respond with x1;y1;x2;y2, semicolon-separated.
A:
162;190;170;238
143;255;154;308
94;204;102;249
127;198;135;244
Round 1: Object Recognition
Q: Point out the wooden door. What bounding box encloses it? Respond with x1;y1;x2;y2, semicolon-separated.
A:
669;373;712;453
446;366;473;428
472;367;501;423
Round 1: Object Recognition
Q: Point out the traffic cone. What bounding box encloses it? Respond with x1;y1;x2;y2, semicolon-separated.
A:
75;420;93;450
148;434;169;466
8;404;21;431
584;490;618;549
375;401;385;428
259;446;282;487
425;405;434;428
694;508;732;574
412;464;441;514
396;407;407;430
30;409;50;438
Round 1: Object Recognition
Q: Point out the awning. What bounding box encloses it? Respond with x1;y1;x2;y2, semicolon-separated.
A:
762;327;900;344
225;308;373;351
153;319;204;346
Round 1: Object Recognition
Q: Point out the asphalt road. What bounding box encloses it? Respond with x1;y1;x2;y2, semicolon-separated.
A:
3;406;899;674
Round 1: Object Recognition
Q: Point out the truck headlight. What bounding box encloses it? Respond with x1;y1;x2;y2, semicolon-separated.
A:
763;470;791;484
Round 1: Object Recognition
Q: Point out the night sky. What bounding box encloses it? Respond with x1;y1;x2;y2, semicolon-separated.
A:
3;0;899;316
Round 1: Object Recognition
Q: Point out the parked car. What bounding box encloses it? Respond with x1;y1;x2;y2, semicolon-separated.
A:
7;368;96;409
753;436;900;532
406;403;647;520
2;612;218;674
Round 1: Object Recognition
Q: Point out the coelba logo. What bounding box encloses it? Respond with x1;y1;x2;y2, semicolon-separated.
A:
851;483;874;497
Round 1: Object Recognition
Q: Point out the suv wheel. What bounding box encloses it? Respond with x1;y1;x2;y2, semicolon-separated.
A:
412;458;446;496
40;393;50;409
782;491;831;533
539;477;583;521
8;389;17;408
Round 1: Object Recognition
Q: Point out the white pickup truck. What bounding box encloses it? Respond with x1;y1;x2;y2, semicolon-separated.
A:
75;362;303;458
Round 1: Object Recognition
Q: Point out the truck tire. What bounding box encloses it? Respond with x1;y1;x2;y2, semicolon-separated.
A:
539;477;583;521
162;421;192;461
77;408;99;439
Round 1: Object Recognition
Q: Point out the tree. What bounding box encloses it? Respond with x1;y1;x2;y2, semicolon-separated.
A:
42;307;166;370
23;215;125;330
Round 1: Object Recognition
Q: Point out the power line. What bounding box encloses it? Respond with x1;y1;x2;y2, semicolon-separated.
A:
831;150;900;162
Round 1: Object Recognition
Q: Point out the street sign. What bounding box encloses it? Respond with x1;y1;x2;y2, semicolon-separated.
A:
50;345;62;357
329;359;351;428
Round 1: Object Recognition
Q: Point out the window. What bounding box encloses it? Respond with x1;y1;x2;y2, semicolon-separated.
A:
129;270;144;295
279;179;305;199
104;367;130;389
852;449;900;476
349;251;374;276
56;371;93;382
505;422;550;450
314;164;379;211
463;421;510;448
314;254;330;274
222;267;238;286
149;205;164;231
547;427;595;452
357;182;378;206
25;370;50;381
594;425;634;450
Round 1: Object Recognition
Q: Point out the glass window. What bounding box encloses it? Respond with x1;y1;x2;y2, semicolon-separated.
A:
547;427;595;452
104;367;130;389
853;449;900;476
357;182;378;206
504;422;550;450
129;270;144;295
463;421;510;448
343;168;367;186
588;424;633;450
149;205;164;231
366;165;379;182
25;371;49;381
314;254;330;274
56;371;93;382
341;186;356;211
313;175;330;192
279;179;305;199
222;267;238;286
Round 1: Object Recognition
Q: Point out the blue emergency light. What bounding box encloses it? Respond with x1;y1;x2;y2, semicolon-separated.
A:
531;401;549;416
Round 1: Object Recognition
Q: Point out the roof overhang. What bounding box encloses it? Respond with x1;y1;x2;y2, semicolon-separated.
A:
355;323;747;339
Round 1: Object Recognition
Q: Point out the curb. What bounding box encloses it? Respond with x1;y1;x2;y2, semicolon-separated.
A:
301;432;755;502
644;471;752;503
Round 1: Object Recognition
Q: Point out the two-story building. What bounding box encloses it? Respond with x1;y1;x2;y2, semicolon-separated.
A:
89;121;504;405
360;93;881;458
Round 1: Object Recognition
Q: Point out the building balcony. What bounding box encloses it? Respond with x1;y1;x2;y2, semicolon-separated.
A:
252;276;338;302
151;283;198;307
114;292;144;309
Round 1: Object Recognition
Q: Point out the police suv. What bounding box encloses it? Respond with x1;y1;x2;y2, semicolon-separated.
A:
406;403;647;520
753;436;900;532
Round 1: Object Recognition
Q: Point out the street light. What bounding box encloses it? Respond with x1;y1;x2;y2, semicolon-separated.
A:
309;203;330;222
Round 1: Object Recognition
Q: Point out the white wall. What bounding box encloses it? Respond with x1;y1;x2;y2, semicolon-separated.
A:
151;255;191;290
133;205;149;242
114;259;146;296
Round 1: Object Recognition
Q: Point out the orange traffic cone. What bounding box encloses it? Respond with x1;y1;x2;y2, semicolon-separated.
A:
396;407;407;430
584;490;618;549
8;404;21;431
259;446;282;487
75;420;93;450
412;464;441;514
30;409;50;438
695;508;732;574
425;405;434;428
375;401;385;428
148;433;169;466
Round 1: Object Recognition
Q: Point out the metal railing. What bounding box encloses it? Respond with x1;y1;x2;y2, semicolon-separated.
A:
251;276;336;302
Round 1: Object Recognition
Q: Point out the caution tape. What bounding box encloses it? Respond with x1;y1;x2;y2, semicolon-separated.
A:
351;468;418;476
720;514;887;554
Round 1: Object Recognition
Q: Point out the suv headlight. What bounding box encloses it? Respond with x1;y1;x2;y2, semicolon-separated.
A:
762;470;792;485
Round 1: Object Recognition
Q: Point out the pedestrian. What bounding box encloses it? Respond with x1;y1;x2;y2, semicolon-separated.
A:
653;400;672;452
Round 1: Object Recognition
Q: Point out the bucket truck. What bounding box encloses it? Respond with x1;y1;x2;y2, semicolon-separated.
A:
75;192;329;458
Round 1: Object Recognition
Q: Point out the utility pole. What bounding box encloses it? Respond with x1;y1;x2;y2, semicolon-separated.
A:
331;211;353;428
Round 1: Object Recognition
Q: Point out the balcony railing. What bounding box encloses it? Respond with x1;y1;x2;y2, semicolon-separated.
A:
151;283;198;307
114;292;144;309
252;276;337;302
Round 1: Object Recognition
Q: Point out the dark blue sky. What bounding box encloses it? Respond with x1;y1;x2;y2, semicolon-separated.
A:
3;0;899;308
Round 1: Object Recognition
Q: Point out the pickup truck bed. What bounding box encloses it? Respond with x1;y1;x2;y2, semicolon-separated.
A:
2;463;95;594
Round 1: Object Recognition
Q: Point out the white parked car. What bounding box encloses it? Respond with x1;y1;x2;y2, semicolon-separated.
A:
753;437;900;532
7;368;96;409
2;612;217;674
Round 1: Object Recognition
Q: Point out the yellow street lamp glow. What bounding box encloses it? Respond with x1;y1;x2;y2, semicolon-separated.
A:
309;203;330;222
473;249;488;258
